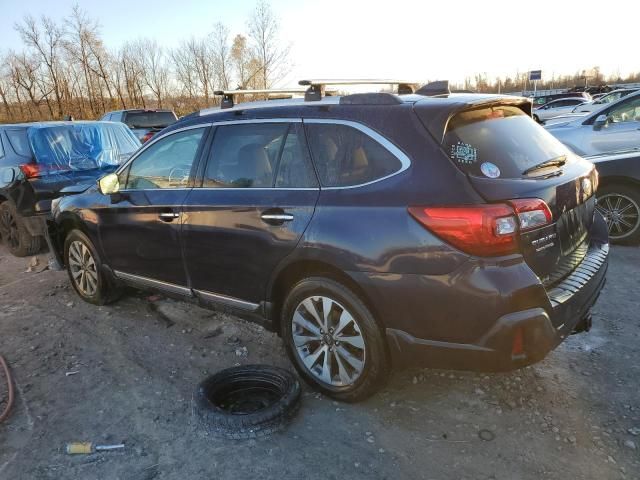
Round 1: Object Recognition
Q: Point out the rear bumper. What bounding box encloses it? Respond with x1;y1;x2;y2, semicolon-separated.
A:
385;241;608;371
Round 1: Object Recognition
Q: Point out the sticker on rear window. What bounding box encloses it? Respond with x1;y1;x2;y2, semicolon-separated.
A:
450;141;478;164
480;162;501;178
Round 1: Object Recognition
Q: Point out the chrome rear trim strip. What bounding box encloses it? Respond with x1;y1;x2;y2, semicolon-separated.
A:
194;289;260;312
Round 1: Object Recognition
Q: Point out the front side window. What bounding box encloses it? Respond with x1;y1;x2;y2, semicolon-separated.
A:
305;123;402;187
607;97;640;124
125;128;205;190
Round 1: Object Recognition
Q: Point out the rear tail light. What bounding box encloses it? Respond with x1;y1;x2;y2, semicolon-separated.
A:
408;199;553;257
509;199;552;231
19;163;41;178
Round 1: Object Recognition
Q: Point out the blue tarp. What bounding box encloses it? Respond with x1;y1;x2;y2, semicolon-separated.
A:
27;123;140;173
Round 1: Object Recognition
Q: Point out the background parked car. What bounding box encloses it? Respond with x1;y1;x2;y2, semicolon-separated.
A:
101;109;178;143
588;149;640;244
572;88;639;113
545;90;640;156
0;121;140;256
530;91;591;107
533;98;590;123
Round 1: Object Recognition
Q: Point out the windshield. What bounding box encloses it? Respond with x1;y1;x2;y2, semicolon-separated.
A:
124;111;177;129
28;123;140;173
444;106;571;179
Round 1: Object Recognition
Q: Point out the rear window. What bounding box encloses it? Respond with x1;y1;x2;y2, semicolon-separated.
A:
124;111;177;129
444;106;570;179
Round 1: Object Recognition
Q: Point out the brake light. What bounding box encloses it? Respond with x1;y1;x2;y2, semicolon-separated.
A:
19;163;41;178
408;198;553;257
509;199;552;231
408;205;518;257
141;132;154;143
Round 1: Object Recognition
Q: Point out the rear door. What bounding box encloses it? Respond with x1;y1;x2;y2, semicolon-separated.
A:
437;105;597;286
97;126;209;288
182;120;319;307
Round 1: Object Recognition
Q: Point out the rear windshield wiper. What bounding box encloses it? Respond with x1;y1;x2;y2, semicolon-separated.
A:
522;156;567;175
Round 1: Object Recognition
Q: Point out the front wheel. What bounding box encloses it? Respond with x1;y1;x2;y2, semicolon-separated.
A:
281;277;389;402
64;229;121;305
596;184;640;244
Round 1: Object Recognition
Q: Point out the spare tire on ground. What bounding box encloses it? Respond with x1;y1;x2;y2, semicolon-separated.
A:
194;365;301;439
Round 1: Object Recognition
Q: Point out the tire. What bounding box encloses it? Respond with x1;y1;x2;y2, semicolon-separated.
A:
281;277;389;402
194;365;301;440
596;184;640;245
63;229;121;305
0;201;43;257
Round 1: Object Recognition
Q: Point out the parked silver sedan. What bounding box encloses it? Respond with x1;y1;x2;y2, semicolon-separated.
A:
533;97;590;123
545;91;640;156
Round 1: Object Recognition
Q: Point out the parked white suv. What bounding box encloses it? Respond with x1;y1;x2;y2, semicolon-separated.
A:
545;91;640;156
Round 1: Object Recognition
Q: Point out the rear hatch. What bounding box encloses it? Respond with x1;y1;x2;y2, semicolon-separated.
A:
123;111;178;142
423;104;598;286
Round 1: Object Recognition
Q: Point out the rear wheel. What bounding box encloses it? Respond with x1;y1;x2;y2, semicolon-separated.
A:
281;277;389;402
596;184;640;244
0;201;43;257
64;229;121;305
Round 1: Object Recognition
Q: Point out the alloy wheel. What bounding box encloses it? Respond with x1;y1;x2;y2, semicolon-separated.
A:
292;296;366;387
596;193;640;240
68;240;98;297
0;209;19;249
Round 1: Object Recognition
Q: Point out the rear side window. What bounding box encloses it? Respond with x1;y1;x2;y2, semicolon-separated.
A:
305;123;402;187
6;129;31;157
203;123;317;189
444;106;570;179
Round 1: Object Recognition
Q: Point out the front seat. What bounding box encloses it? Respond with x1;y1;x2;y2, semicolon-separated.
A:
234;143;273;187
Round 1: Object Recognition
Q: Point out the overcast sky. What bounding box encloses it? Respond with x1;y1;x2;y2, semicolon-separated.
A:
1;0;637;86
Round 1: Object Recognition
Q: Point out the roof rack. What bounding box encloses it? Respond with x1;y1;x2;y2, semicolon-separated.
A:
299;79;419;101
213;88;308;109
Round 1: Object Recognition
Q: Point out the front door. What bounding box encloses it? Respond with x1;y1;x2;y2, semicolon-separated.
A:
591;95;640;154
182;121;319;307
98;126;209;288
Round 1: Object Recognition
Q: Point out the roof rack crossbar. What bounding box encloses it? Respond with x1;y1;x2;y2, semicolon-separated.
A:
213;88;308;109
299;79;419;101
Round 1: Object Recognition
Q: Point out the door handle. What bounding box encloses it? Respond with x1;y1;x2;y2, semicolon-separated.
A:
159;212;180;222
261;211;294;225
261;213;294;222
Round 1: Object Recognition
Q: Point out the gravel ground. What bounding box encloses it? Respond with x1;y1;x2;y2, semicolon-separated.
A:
0;243;639;480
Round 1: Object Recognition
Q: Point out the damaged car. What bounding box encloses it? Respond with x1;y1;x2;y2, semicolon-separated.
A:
0;121;140;256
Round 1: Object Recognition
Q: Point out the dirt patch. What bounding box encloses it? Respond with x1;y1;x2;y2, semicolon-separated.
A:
0;244;638;479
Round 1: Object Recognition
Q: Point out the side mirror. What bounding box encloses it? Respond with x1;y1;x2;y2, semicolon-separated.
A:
0;167;16;186
593;114;608;131
98;173;120;195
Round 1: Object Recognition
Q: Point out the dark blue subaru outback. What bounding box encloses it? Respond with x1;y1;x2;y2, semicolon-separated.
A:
49;81;609;401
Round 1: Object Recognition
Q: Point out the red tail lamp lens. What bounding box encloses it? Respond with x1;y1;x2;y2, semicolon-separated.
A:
408;204;519;257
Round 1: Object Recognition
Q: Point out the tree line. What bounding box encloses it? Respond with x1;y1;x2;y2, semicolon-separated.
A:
0;1;290;122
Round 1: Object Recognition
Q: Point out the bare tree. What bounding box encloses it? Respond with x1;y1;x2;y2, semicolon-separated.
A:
211;22;231;91
231;34;261;89
247;0;290;89
136;39;170;108
15;15;66;117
